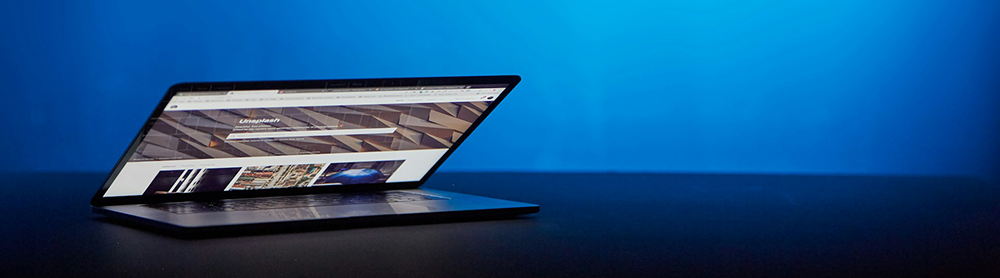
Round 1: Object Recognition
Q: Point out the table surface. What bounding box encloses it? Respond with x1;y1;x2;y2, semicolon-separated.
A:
2;172;998;277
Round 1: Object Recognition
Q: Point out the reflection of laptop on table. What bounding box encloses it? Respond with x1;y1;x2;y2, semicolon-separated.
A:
91;76;537;234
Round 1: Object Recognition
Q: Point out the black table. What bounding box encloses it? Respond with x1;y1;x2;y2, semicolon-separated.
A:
2;172;998;277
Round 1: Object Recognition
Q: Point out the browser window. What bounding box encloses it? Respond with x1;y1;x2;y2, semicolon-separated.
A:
103;85;506;197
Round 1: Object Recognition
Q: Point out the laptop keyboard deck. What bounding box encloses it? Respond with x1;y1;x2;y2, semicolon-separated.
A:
144;191;448;214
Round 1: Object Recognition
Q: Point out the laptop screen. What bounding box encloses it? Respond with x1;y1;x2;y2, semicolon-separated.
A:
101;80;510;198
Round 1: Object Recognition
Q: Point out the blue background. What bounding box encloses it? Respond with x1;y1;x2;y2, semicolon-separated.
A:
2;1;998;183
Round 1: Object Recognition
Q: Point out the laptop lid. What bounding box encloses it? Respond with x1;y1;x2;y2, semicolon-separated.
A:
91;75;520;206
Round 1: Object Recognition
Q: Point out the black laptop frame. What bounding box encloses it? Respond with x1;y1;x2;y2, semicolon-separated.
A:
91;75;520;207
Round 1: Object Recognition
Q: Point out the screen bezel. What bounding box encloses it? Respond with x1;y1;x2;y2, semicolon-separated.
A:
90;75;520;206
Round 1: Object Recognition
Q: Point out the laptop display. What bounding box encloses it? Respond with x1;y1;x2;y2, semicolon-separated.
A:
100;80;510;198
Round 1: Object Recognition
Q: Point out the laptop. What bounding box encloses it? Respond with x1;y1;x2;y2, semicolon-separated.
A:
91;75;538;234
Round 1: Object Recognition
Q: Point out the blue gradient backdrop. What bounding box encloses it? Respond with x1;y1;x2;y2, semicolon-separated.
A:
2;1;998;182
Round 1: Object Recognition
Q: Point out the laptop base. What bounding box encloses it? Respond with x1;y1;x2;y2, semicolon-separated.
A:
93;189;538;236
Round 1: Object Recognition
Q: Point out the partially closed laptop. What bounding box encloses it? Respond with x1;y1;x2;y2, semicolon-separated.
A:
91;75;537;234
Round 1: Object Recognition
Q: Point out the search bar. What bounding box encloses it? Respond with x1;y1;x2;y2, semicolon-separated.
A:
226;128;397;140
226;90;280;96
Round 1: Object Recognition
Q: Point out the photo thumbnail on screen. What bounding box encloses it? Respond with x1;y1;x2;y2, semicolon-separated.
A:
230;163;325;190
313;160;405;186
143;167;242;195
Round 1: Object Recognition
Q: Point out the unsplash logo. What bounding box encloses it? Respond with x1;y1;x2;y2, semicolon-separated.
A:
239;118;280;124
